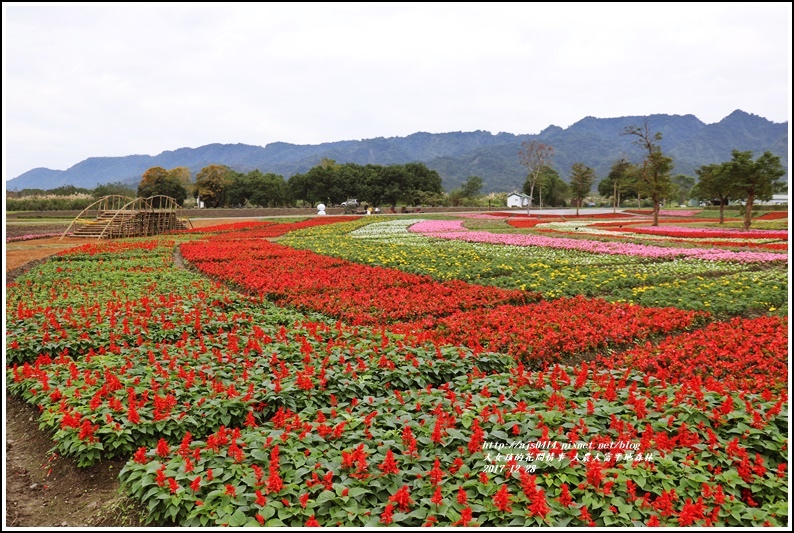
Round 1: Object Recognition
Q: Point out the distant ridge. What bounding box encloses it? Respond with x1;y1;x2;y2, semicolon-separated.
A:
8;110;787;193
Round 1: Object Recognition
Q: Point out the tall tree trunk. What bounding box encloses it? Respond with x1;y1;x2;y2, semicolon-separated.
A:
613;181;617;213
526;182;534;216
719;198;725;224
637;194;641;209
743;194;755;230
652;197;660;226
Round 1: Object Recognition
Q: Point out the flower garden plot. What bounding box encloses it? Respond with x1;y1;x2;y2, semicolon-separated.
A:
609;269;788;317
174;220;276;234
392;297;705;365
757;211;788;220
606;225;787;241
5;218;789;527
530;220;788;250
282;218;787;315
117;368;787;527
180;237;703;365
180;239;538;326
6;239;515;467
409;220;787;263
613;315;789;395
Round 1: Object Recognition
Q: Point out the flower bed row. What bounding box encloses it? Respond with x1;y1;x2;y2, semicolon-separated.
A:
180;237;703;365
282;218;787;316
411;220;786;263
612;316;788;395
117;366;788;527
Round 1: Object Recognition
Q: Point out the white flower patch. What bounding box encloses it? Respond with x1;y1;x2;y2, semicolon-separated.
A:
349;219;423;239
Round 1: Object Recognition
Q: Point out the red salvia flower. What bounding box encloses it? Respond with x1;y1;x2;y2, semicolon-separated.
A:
468;418;484;454
132;446;148;464
431;486;443;506
456;486;468;505
156;438;170;458
678;497;706;526
378;450;400;475
156;465;166;487
557;484;573;507
389;485;414;512
428;458;444;485
306;515;320;527
225;484;237;497
452;506;473;527
380;504;394;525
267;470;284;494
493;485;512;512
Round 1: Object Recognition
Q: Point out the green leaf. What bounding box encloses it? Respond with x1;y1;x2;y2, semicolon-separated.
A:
228;509;248;527
261;505;276;521
347;487;369;499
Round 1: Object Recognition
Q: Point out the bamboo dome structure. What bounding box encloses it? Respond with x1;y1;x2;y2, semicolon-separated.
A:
60;195;193;240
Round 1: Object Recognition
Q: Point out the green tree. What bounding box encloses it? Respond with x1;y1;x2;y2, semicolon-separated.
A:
622;120;673;226
524;166;568;207
138;167;188;206
195;165;232;208
692;163;732;224
227;170;288;207
460;176;483;198
598;158;637;212
569;163;596;216
373;165;409;207
402;162;444;206
726;150;785;230
93;181;137;198
518;141;554;214
670;174;696;206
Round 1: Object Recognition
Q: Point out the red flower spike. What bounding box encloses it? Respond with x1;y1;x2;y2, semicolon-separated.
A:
378;450;400;475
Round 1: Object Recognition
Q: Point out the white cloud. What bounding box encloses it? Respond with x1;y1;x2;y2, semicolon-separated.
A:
3;2;791;180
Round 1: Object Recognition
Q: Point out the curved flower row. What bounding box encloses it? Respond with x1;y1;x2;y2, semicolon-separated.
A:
283;219;787;316
409;220;786;263
613;316;788;394
180;237;702;364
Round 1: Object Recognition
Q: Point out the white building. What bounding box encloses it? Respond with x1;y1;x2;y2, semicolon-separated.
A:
506;192;531;208
755;194;788;206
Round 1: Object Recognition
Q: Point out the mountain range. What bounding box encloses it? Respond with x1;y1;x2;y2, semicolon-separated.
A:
7;110;788;194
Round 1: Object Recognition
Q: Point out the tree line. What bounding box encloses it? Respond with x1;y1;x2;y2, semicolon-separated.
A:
518;120;785;229
134;160;477;209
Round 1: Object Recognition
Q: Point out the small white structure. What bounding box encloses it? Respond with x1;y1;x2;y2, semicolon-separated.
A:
755;194;788;206
507;192;530;208
316;203;327;215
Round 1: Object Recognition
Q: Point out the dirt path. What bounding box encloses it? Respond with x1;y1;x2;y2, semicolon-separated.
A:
4;393;142;527
5;261;152;528
5;237;90;273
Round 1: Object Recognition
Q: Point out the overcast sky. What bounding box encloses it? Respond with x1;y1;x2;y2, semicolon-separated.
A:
3;2;791;181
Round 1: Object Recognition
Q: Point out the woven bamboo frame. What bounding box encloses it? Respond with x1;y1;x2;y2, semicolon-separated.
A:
60;195;193;240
